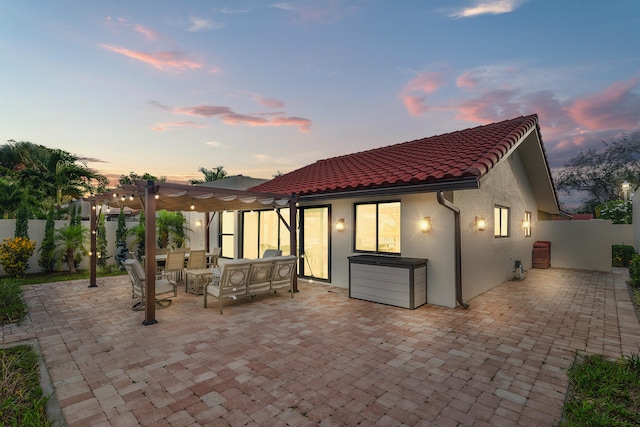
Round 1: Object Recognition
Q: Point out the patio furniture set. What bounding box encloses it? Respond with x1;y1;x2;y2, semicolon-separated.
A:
124;248;298;314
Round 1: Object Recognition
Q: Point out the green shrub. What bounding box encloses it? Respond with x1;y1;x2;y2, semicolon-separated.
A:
0;237;36;278
612;244;636;267
629;254;640;288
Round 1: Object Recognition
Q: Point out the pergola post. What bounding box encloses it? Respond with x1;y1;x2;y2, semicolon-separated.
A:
89;199;97;288
143;181;158;325
289;197;298;293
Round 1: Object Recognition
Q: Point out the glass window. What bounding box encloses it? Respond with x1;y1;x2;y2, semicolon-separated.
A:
494;206;510;238
355;201;401;253
242;208;291;258
220;211;235;258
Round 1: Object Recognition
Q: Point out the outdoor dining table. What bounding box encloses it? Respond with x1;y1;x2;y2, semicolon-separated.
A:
152;252;215;267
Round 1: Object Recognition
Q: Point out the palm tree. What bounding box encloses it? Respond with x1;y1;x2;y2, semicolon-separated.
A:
54;224;89;274
190;166;227;184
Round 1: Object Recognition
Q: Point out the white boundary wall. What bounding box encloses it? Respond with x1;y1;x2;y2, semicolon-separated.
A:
0;219;135;276
536;219;611;272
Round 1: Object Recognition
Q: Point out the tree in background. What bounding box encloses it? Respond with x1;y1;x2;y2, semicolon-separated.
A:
14;202;29;240
0;140;107;218
119;171;166;186
555;131;640;214
169;211;187;248
190;166;227;184
96;211;109;269
38;207;56;273
116;207;127;245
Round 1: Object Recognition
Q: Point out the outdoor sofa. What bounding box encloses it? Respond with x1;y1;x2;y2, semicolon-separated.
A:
204;255;297;313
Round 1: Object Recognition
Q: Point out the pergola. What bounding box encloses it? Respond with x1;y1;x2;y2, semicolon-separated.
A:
87;180;298;325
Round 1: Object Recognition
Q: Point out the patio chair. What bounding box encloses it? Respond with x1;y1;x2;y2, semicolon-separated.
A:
164;251;186;286
270;255;298;296
204;259;251;314
208;247;221;268
185;249;206;270
124;259;177;311
262;249;281;258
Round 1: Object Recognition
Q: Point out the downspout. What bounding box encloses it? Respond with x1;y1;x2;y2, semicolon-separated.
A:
437;191;469;309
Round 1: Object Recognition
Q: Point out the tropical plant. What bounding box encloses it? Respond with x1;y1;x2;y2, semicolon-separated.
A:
0;177;24;219
190;166;227;184
169;211;187;248
38;207;56;273
156;210;188;248
127;210;146;261
54;224;88;274
0;237;36;278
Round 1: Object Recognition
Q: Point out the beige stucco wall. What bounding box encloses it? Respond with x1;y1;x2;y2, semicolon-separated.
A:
536;219;611;271
454;150;540;303
301;192;458;307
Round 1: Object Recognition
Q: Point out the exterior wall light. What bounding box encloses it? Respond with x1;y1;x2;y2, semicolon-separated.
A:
195;219;203;227
419;217;432;233
476;216;486;231
336;218;345;232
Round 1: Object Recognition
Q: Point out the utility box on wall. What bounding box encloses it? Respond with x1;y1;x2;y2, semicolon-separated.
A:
532;241;551;268
348;255;428;309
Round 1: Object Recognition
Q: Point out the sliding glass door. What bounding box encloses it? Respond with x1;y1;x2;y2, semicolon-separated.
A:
300;206;330;281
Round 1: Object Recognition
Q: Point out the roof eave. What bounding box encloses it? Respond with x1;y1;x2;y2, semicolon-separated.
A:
297;178;481;202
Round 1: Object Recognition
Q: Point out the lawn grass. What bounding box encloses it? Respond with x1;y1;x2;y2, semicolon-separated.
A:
0;345;52;427
561;353;640;426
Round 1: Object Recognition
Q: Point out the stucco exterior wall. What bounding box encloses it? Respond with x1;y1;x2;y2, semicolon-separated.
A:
455;151;539;302
634;194;640;252
301;192;458;307
536;220;612;271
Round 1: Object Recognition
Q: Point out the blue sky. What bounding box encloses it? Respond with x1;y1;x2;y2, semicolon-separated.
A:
1;0;639;186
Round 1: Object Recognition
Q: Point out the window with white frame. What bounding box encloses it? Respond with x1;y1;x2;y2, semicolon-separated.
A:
494;205;510;238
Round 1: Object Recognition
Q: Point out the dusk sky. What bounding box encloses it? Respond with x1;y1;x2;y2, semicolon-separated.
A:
2;0;639;186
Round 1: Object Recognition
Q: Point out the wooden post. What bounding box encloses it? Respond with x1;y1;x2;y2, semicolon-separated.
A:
289;197;298;292
89;199;97;288
143;181;158;325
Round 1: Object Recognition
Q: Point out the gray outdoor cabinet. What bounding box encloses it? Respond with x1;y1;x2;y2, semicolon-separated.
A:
348;255;428;309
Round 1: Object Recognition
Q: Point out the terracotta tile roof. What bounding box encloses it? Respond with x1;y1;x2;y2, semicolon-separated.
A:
251;114;540;196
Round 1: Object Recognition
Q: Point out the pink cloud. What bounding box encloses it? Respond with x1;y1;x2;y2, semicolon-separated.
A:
255;95;285;109
154;102;312;132
403;95;428;116
568;78;640;130
101;44;202;72
151;121;207;131
456;89;521;123
399;72;446;116
456;70;481;89
134;24;160;41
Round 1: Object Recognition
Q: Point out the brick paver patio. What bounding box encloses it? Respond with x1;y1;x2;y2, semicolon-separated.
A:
2;267;639;426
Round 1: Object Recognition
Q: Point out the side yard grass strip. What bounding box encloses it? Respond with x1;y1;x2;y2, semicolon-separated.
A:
561;353;640;426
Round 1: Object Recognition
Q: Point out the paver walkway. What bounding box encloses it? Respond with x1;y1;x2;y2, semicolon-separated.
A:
2;268;640;426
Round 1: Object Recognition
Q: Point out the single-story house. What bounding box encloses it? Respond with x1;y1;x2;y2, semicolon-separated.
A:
244;113;560;308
